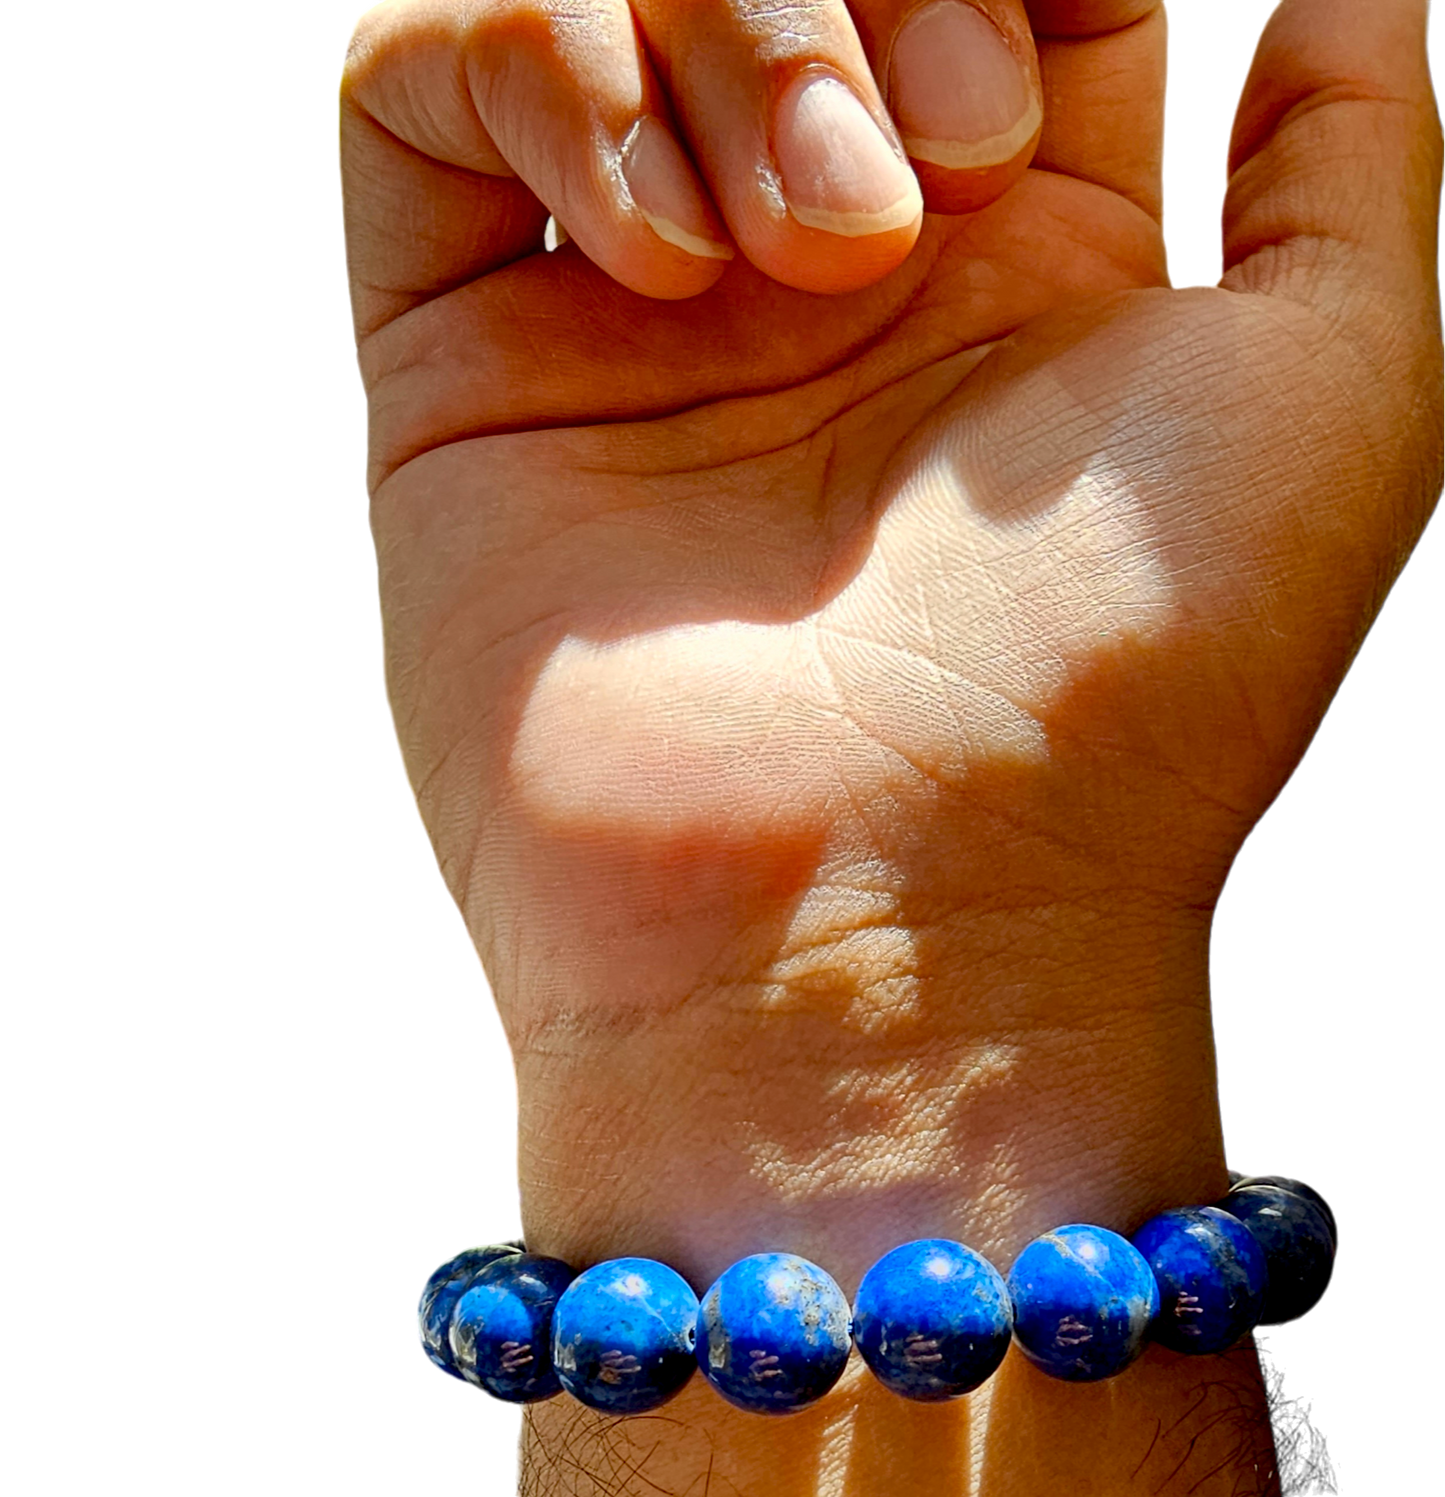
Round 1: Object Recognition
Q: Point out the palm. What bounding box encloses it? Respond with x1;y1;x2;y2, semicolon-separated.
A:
362;149;1390;1038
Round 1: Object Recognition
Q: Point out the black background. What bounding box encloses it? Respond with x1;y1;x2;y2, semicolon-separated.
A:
332;5;1437;1491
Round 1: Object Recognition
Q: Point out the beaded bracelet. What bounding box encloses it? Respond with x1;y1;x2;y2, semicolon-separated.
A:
419;1174;1335;1414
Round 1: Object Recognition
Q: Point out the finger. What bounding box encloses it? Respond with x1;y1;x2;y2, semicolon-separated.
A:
629;0;922;295
347;1;732;320
1032;3;1165;221
1023;0;1157;35
851;0;1044;216
1222;0;1441;317
343;5;551;339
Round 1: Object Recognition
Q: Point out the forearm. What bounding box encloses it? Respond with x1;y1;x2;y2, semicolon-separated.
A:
512;904;1278;1495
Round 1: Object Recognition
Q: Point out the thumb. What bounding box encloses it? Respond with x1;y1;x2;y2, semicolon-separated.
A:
1222;0;1441;320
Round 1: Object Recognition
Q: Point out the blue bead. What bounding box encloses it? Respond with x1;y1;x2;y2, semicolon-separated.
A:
1008;1225;1159;1382
1218;1184;1334;1324
551;1259;699;1413
449;1254;576;1402
418;1243;524;1379
1131;1208;1268;1354
697;1253;852;1414
1230;1176;1337;1248
852;1239;1012;1401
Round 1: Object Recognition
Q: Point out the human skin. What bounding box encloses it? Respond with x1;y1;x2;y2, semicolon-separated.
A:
341;0;1441;1491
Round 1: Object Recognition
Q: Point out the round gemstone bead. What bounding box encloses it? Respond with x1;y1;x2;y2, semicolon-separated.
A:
1008;1225;1159;1382
418;1243;524;1379
1218;1182;1335;1324
1229;1176;1337;1248
852;1239;1012;1401
551;1258;699;1413
697;1253;852;1413
1131;1207;1268;1355
449;1253;577;1402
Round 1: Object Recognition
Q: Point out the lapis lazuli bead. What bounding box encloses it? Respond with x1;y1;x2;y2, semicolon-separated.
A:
1218;1183;1334;1325
697;1253;852;1414
551;1258;699;1414
418;1243;524;1379
449;1253;577;1402
1131;1207;1268;1355
1008;1225;1159;1382
1230;1176;1337;1248
852;1239;1012;1401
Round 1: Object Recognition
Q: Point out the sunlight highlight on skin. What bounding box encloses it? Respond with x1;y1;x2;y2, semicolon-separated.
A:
811;446;1173;788
510;442;1173;833
743;1046;1021;1204
509;443;1175;1217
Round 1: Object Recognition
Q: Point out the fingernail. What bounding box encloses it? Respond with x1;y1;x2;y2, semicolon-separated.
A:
773;73;922;238
621;117;734;260
890;2;1041;170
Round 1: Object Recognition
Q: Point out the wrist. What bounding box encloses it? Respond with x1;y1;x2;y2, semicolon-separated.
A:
514;899;1227;1287
510;901;1278;1495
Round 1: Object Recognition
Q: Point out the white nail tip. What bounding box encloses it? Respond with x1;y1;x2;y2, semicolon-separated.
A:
787;182;924;239
903;97;1043;171
637;208;734;260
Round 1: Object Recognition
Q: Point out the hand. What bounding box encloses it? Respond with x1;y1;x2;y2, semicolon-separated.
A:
342;1;1440;1490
